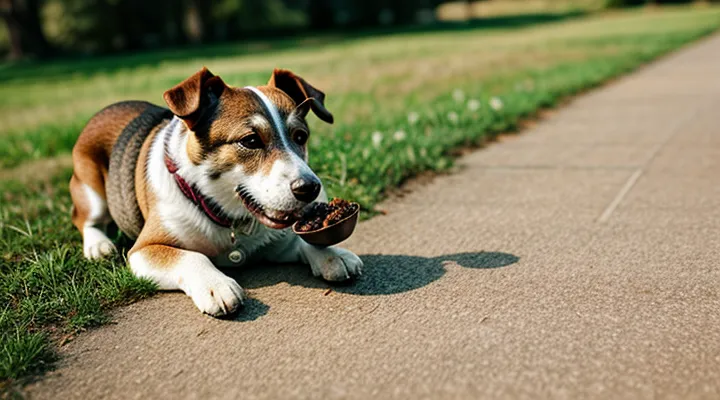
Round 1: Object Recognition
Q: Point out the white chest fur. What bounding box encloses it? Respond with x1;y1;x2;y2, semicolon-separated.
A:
144;119;293;263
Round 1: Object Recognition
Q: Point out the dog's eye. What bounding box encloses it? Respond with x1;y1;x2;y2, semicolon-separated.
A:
292;130;309;146
238;133;264;150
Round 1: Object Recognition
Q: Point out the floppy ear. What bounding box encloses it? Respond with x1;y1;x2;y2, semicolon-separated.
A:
294;98;313;120
163;67;226;130
268;68;334;124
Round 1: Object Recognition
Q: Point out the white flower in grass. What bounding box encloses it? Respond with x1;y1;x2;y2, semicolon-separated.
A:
447;111;459;124
490;97;504;111
452;89;465;103
371;131;383;148
467;99;481;112
407;111;420;125
406;146;416;163
393;130;407;142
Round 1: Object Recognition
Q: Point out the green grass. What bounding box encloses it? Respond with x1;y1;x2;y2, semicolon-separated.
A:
0;172;156;390
1;5;720;388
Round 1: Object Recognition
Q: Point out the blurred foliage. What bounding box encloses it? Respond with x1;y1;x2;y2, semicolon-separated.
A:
4;0;447;58
44;0;308;53
4;0;720;59
605;0;717;6
0;0;623;59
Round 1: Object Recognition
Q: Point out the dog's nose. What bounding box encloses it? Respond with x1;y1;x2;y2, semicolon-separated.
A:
290;178;321;202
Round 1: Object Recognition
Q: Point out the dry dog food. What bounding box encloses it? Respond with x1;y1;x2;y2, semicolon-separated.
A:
295;198;358;232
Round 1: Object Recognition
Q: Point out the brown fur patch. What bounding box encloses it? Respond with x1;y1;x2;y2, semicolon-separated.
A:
186;134;207;165
70;101;158;239
257;86;297;114
184;89;258;167
131;213;222;258
72;102;153;195
196;90;261;147
128;216;180;265
187;86;311;179
131;244;182;270
69;174;89;233
257;86;312;160
209;145;251;176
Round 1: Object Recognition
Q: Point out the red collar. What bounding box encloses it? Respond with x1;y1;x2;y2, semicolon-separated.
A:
164;146;233;229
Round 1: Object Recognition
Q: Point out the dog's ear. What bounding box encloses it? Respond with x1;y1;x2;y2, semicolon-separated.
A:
294;98;314;120
164;67;226;130
268;68;333;124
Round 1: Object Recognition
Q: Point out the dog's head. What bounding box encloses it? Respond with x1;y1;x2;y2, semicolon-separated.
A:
163;67;333;229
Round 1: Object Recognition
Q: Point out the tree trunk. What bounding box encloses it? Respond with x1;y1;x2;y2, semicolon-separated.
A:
308;0;335;30
0;0;53;59
21;0;51;55
189;0;213;42
1;9;23;59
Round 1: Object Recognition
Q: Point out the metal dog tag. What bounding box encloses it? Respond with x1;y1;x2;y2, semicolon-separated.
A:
228;249;245;264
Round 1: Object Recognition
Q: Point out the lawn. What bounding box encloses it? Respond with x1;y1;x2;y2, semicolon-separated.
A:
2;5;720;389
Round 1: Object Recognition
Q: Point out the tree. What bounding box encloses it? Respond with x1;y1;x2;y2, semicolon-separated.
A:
188;0;213;42
0;0;53;59
53;0;187;54
308;0;336;30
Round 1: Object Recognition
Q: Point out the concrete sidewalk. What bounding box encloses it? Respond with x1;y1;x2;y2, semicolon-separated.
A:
26;35;720;399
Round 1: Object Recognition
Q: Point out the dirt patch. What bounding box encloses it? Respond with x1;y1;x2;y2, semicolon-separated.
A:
0;155;73;183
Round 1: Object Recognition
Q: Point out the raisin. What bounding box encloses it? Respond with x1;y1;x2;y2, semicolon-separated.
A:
295;198;357;232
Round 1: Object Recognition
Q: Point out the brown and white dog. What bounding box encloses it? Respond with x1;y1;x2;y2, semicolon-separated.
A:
69;67;363;317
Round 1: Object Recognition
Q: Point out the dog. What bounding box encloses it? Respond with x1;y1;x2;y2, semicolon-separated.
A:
69;67;363;317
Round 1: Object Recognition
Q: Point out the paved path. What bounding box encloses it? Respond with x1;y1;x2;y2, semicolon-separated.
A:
26;34;720;399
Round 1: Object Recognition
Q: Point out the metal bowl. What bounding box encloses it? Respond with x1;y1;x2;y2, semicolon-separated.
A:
292;202;360;247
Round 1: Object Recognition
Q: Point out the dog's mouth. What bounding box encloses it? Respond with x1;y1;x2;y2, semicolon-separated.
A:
236;187;299;229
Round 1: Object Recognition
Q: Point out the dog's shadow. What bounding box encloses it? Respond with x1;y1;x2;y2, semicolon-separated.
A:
222;251;518;320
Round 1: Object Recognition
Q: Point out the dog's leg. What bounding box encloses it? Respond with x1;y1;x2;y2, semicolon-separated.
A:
70;173;116;260
129;244;245;316
276;238;363;282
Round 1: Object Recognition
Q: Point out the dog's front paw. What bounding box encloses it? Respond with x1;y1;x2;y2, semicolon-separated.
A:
308;247;363;282
83;227;117;260
185;272;246;317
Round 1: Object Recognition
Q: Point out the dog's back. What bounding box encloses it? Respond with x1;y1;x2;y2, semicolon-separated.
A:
73;101;159;169
70;101;170;256
105;104;172;238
